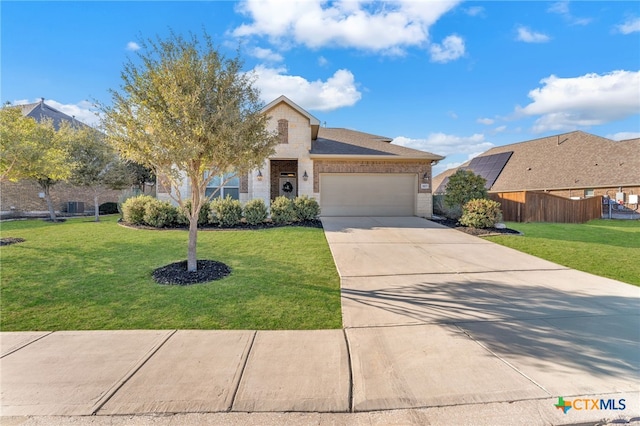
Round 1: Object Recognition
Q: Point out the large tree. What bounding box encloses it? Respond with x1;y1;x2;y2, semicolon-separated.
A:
0;106;75;221
101;32;278;271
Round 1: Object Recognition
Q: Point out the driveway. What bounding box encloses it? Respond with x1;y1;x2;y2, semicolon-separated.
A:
322;216;640;418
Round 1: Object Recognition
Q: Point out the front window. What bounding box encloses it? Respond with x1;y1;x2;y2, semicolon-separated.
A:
584;189;595;198
206;172;239;200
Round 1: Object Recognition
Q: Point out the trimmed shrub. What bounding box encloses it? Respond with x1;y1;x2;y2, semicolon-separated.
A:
121;195;155;225
444;169;488;219
459;198;502;229
244;198;268;225
293;195;320;221
270;196;296;224
143;199;178;228
210;196;242;227
99;202;119;215
177;201;211;227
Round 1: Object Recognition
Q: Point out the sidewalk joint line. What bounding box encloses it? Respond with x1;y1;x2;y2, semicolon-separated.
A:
228;330;257;412
90;329;178;415
0;331;54;359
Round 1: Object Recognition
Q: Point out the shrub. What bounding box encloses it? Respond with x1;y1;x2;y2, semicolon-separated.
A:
244;198;268;225
210;196;242;227
270;196;296;224
459;198;502;229
177;201;211;227
99;202;119;215
143;199;178;228
293;195;320;221
444;169;488;209
121;195;155;225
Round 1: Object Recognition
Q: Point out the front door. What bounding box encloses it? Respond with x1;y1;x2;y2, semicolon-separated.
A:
279;174;297;199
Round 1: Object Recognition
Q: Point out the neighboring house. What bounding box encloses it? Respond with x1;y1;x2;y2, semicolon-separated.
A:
0;99;127;218
158;96;444;217
433;131;640;204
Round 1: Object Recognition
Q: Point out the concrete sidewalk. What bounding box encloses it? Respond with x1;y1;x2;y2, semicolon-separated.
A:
1;216;639;425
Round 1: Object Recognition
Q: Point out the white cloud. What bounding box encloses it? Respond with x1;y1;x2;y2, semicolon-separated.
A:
615;17;640;34
393;132;493;157
318;56;329;67
126;41;141;51
607;131;640;141
250;47;283;62
251;65;361;111
548;1;591;26
233;0;460;54
516;26;550;43
494;125;507;133
464;6;485;17
477;117;494;125
429;34;465;63
518;70;640;132
448;111;458;119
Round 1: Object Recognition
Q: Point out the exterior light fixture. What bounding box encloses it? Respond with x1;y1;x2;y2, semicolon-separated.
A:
422;172;429;182
303;170;309;181
257;170;263;181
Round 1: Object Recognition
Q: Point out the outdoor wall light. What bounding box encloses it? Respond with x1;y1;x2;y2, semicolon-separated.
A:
257;170;263;181
422;172;429;182
303;170;309;181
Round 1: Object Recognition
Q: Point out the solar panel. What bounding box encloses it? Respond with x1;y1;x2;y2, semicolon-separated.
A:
467;151;513;189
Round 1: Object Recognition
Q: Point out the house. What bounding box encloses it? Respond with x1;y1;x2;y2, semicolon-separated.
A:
432;131;640;204
158;96;444;217
0;99;127;218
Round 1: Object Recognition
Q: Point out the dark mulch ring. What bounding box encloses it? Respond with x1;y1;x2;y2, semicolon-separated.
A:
153;260;232;285
120;219;323;231
430;217;521;236
0;237;26;246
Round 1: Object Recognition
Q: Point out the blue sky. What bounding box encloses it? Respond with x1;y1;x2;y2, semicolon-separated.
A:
2;1;639;174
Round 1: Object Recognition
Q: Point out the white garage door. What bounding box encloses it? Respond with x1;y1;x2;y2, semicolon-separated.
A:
320;173;416;216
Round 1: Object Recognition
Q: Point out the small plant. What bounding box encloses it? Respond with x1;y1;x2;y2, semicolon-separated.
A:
177;201;210;227
293;195;321;221
210;196;242;227
121;195;155;225
143;199;178;228
244;198;268;225
99;202;119;215
270;196;296;224
459;198;502;229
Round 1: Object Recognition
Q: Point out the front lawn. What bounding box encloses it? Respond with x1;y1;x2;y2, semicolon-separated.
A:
0;215;342;330
486;219;640;286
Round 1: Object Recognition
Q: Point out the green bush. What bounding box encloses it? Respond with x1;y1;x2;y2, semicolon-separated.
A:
177;200;211;226
293;195;320;221
99;202;119;215
244;198;268;225
210;196;242;227
270;196;296;224
121;195;155;225
459;198;502;229
444;169;488;215
143;199;178;228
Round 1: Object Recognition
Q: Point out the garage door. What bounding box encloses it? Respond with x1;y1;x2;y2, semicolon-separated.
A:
320;173;416;216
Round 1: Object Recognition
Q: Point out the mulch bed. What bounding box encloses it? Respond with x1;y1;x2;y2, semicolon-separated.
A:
153;260;231;285
430;217;521;237
0;237;26;246
120;219;323;231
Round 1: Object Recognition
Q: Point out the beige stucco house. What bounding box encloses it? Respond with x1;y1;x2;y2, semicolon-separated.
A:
158;96;444;217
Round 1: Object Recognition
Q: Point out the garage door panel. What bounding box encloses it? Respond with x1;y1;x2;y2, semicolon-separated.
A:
321;174;416;216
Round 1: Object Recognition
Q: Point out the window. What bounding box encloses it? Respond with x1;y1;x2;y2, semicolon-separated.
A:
278;119;288;144
206;172;239;200
584;189;595;198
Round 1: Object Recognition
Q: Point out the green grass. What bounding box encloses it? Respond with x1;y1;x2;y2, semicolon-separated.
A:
486;219;640;286
0;215;342;331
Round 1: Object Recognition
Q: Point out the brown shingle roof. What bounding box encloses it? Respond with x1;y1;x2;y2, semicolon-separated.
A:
312;127;444;159
433;131;640;193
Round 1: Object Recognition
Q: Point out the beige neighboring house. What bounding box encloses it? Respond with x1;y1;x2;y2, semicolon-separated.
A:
158;95;444;217
433;131;640;204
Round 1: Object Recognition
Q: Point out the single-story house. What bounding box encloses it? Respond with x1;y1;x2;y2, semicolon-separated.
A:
433;130;640;204
158;95;444;217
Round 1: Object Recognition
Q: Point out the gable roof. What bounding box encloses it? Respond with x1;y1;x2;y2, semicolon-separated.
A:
261;95;321;139
18;99;90;130
433;130;640;193
311;127;444;160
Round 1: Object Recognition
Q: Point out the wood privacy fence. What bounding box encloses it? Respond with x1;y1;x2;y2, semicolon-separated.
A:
489;191;603;223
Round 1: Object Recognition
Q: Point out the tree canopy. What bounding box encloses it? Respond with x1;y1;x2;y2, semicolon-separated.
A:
101;32;278;271
444;169;488;208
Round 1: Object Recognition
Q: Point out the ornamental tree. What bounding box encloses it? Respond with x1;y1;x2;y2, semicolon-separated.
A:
101;32;278;272
444;169;488;209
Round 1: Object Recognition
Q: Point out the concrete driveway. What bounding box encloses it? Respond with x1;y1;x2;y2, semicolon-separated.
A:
322;216;640;420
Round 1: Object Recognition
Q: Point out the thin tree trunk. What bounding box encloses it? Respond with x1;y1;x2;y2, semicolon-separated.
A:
94;193;100;222
187;214;198;271
41;184;57;221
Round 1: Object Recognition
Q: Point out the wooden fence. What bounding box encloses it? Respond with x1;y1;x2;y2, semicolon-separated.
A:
489;191;603;223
